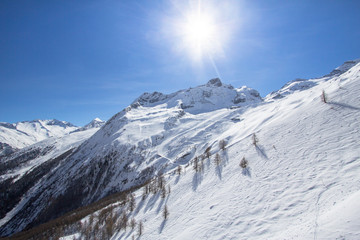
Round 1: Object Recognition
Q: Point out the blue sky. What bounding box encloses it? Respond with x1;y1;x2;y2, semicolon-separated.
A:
1;0;359;126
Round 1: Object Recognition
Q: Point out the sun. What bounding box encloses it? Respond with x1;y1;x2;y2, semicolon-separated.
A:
181;11;217;58
163;0;239;64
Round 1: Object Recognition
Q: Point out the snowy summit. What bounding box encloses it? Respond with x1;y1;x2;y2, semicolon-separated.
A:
132;78;262;114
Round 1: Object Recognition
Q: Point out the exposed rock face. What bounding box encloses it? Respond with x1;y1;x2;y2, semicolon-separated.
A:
132;78;262;114
324;59;360;77
206;78;223;87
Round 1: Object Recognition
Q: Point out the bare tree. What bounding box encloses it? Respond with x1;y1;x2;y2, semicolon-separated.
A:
130;218;136;230
321;90;327;103
252;133;258;146
161;186;167;199
176;165;182;175
89;214;94;226
205;146;212;155
142;186;148;200
206;150;211;159
119;211;128;231
129;193;136;212
138;221;144;237
214;153;221;166
199;158;205;172
193;156;199;172
157;174;165;190
163;205;169;220
149;180;157;194
105;213;115;239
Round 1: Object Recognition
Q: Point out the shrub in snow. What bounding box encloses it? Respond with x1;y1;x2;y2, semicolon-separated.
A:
219;139;227;150
239;157;248;169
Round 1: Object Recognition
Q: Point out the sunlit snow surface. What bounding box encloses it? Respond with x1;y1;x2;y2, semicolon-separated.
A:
2;61;360;239
0;119;78;150
109;62;359;239
0;128;99;229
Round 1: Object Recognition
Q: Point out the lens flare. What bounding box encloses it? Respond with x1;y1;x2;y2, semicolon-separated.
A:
181;10;217;59
164;0;239;65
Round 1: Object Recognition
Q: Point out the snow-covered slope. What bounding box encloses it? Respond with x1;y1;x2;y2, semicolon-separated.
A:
120;61;359;240
83;60;359;240
324;59;360;77
0;79;262;236
266;59;360;100
1;60;360;239
0;119;78;155
0;118;106;158
0;127;100;233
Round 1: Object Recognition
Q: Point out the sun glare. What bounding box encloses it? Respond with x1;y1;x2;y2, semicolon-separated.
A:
182;12;217;57
164;0;240;66
163;0;241;68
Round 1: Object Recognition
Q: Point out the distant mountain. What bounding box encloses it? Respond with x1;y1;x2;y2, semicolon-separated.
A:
1;59;360;239
0;118;107;158
71;118;106;133
0;119;78;157
83;118;105;129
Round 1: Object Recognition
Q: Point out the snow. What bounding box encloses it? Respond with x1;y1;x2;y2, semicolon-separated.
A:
93;118;103;122
0;128;100;229
71;118;106;133
107;60;359;239
132;78;262;115
324;59;360;77
317;191;360;239
0;119;78;150
1;60;360;239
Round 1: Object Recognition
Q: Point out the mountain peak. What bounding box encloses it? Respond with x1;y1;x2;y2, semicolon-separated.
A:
324;59;360;77
206;78;222;87
75;118;105;132
130;79;262;114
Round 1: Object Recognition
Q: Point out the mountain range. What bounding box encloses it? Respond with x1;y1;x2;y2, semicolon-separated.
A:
0;59;359;239
0;118;105;157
